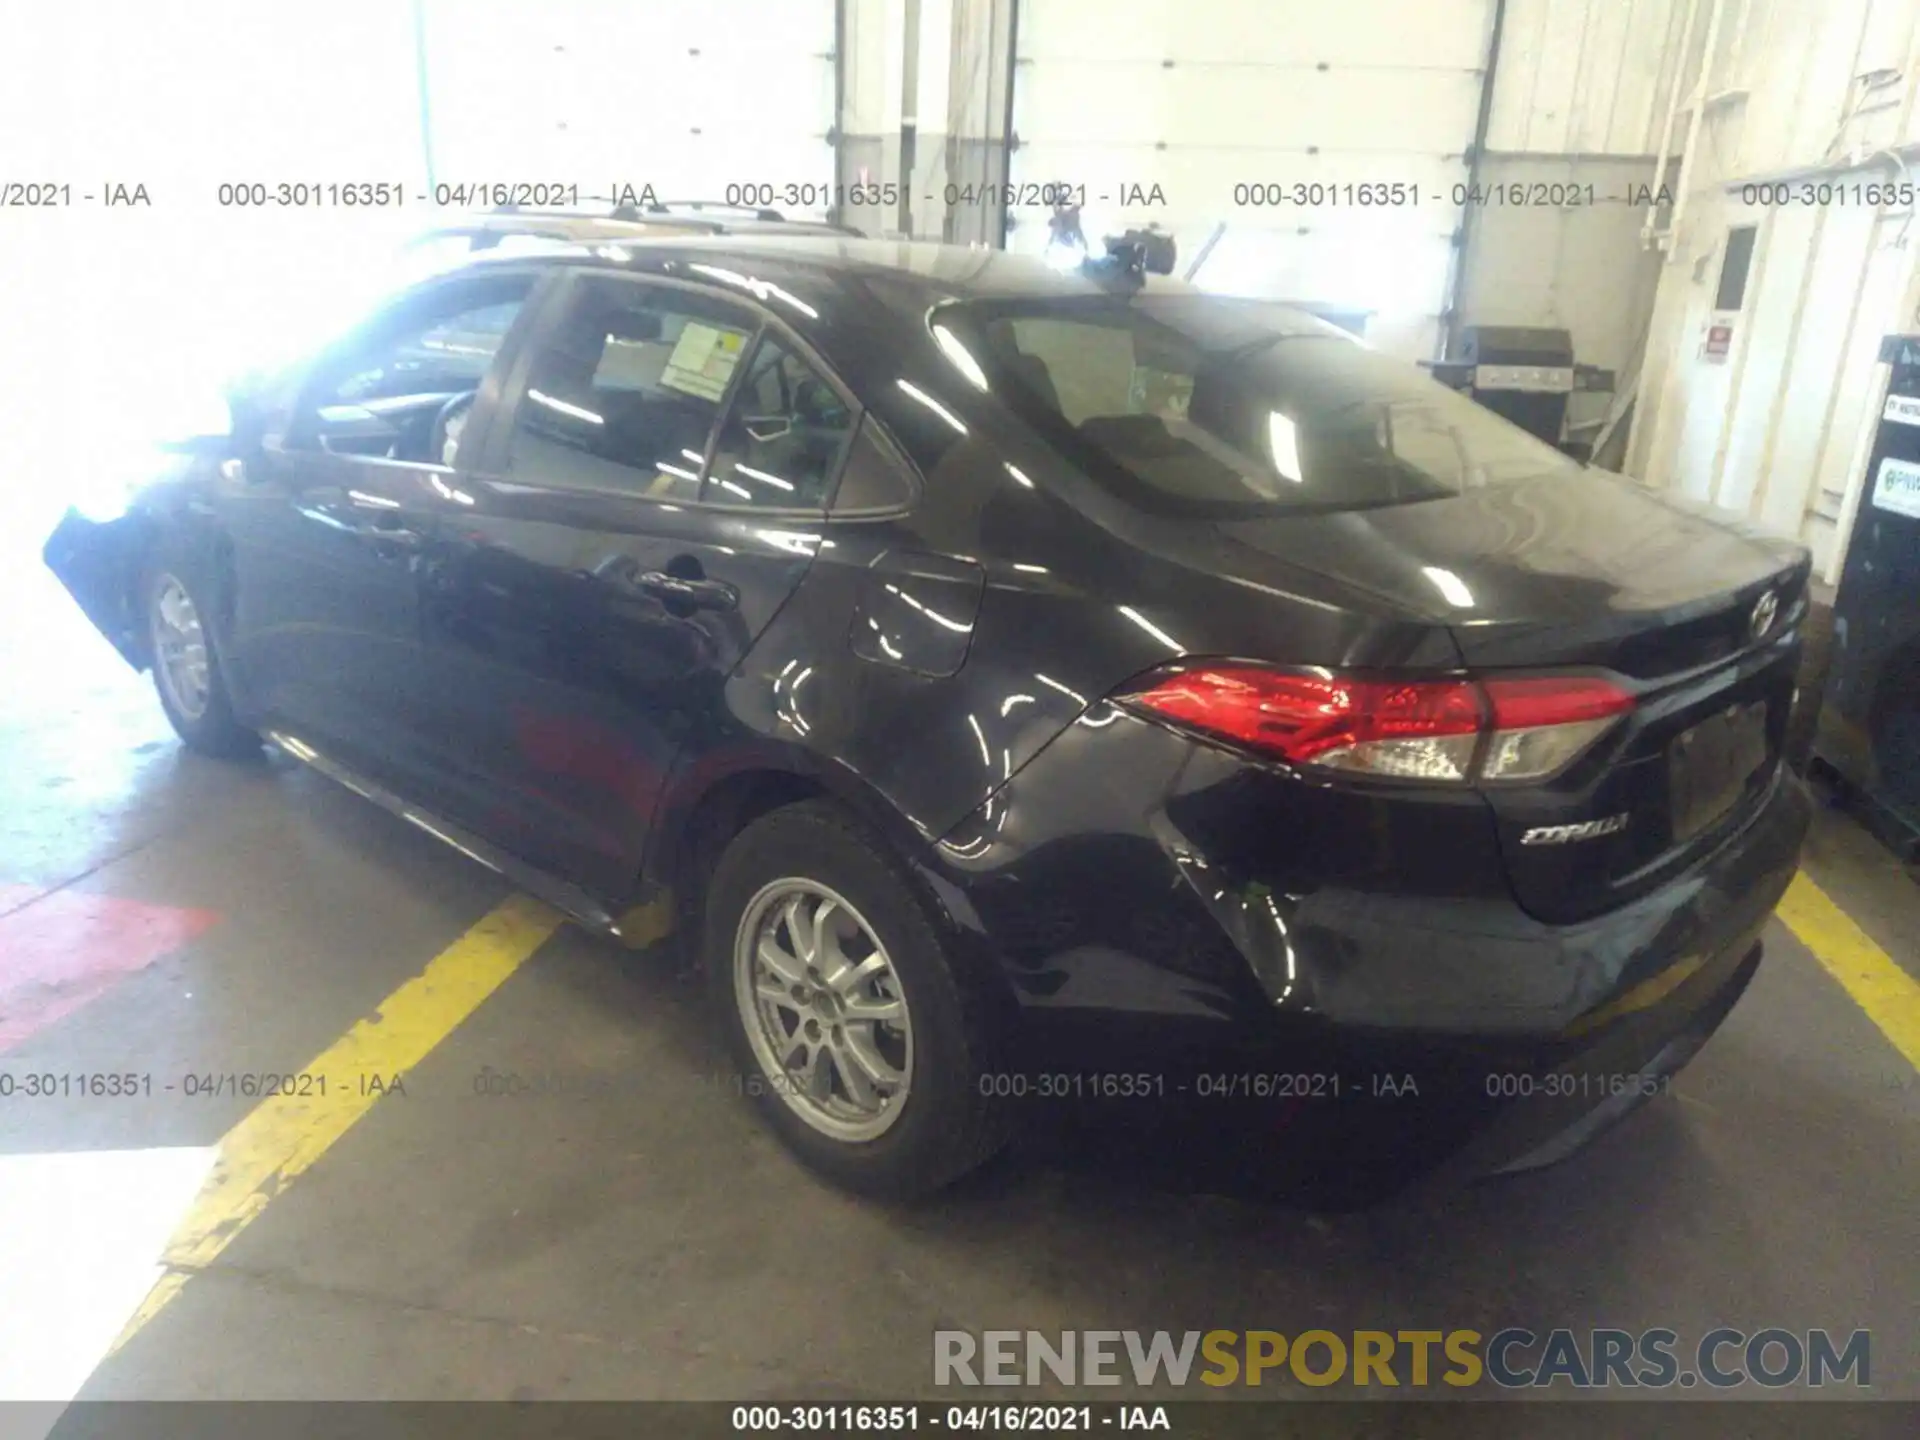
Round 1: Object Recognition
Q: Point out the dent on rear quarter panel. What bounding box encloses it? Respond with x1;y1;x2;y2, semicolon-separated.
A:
705;426;1145;850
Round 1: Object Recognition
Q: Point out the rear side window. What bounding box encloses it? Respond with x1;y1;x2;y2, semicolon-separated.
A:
946;296;1575;518
703;335;855;509
829;416;918;513
503;275;758;500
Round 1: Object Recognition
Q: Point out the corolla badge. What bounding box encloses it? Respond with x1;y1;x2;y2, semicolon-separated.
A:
1520;814;1630;846
1749;589;1779;641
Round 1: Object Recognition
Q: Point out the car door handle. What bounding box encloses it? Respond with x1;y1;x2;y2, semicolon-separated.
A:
630;570;738;611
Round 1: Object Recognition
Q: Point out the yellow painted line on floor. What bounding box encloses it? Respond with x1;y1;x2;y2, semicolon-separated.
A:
109;893;564;1353
1563;952;1708;1038
1777;871;1920;1075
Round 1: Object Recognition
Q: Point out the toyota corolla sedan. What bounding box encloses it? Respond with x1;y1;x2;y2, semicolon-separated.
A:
45;232;1812;1198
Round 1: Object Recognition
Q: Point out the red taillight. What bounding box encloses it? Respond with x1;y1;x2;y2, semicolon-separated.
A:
1481;676;1636;729
1119;665;1634;784
1118;667;1485;781
1477;675;1635;781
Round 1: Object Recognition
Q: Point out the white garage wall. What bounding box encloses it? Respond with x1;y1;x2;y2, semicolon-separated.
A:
1454;154;1672;434
420;0;838;207
997;0;1696;367
0;0;425;494
1459;0;1688;431
1485;0;1690;154
0;0;841;479
1626;0;1920;577
835;0;1020;243
1005;0;1498;360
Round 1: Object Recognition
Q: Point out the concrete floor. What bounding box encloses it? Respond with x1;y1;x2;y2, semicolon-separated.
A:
2;489;1917;1418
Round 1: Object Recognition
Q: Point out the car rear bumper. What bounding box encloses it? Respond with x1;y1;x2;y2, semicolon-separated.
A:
926;714;1807;1182
937;713;1808;1041
1462;937;1762;1180
1227;758;1808;1039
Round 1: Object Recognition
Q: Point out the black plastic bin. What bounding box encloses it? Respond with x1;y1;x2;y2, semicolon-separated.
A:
1812;333;1920;855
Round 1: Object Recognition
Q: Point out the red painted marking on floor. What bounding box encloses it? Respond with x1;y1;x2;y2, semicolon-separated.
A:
0;884;49;922
0;890;221;1052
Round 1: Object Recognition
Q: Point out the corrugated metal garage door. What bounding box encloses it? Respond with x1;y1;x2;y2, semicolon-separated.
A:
1008;0;1494;359
422;0;838;211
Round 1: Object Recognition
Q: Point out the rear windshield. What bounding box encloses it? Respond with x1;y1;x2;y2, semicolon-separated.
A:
944;295;1576;518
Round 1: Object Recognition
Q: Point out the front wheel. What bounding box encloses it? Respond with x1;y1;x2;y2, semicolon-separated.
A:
146;564;258;759
705;801;1009;1197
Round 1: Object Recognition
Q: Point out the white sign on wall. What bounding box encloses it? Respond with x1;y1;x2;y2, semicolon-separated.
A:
1869;456;1920;519
1883;394;1920;427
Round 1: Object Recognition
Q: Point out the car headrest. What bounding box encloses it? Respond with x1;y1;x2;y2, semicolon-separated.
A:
1006;351;1062;412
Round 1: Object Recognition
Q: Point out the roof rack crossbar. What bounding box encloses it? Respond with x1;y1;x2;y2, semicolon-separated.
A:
481;202;727;232
613;212;728;232
476;198;864;238
646;200;789;222
647;201;865;236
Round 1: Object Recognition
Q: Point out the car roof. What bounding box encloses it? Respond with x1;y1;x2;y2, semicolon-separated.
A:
466;231;1217;309
411;205;866;247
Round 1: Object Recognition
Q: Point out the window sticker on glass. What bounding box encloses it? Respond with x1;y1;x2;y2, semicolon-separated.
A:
661;322;748;402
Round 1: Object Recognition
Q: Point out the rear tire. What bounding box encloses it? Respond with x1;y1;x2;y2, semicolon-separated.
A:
704;800;1009;1198
145;561;258;760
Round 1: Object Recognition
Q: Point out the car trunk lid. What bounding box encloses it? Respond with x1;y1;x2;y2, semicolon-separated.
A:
1214;472;1811;923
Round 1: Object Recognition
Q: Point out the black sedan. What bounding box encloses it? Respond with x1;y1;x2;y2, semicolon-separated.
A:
46;234;1812;1198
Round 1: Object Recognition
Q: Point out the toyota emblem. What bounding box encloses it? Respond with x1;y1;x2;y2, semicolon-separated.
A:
1749;589;1779;641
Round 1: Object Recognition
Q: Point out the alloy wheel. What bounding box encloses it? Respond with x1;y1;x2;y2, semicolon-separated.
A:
733;879;914;1142
151;574;211;722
